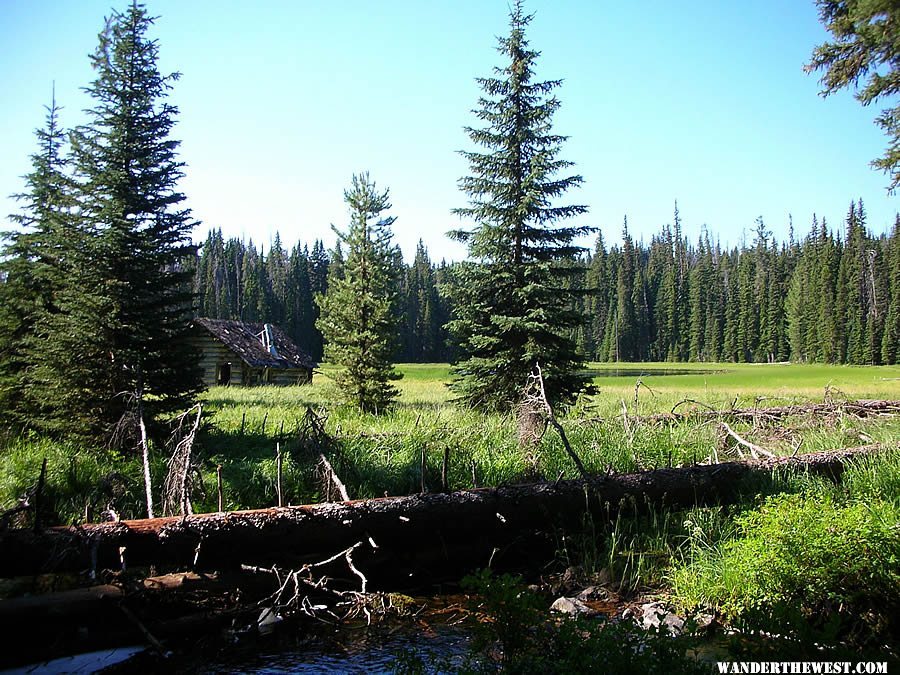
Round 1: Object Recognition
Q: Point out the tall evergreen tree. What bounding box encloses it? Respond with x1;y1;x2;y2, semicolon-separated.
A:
882;216;900;364
285;243;316;356
447;1;591;410
23;4;201;438
317;174;401;413
0;93;75;426
807;0;900;192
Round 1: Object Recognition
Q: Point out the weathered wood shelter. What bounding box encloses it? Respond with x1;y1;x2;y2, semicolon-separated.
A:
191;318;316;386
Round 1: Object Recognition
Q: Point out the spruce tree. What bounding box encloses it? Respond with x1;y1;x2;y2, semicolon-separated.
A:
31;2;202;438
286;243;316;356
317;173;401;413
0;94;76;427
882;216;900;364
585;233;611;361
447;1;591;410
807;0;900;192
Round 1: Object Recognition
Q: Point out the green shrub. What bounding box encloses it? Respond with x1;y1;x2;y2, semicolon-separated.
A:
671;490;900;643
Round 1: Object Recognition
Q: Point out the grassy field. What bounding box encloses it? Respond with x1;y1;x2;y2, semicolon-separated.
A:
2;361;898;520
187;362;899;508
227;360;900;415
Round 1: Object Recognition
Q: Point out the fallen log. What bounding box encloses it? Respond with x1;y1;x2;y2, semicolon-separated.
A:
0;444;893;584
643;399;900;426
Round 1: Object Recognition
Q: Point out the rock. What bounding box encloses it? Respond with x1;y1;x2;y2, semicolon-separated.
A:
550;596;595;617
577;585;610;601
639;601;685;635
690;611;717;634
595;567;613;586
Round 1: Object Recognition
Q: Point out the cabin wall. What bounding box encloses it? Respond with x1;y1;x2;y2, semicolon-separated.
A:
244;367;312;386
191;334;242;387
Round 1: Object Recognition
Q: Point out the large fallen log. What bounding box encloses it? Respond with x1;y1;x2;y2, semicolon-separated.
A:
0;444;892;584
642;399;900;426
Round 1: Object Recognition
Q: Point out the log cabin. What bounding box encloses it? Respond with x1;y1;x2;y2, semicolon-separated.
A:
191;318;316;386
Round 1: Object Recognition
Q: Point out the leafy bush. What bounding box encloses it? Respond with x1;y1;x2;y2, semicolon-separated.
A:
671;489;900;644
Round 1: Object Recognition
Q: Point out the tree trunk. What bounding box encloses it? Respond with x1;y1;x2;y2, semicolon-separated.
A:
0;445;889;583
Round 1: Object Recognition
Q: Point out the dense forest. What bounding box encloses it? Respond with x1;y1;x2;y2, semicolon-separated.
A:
194;201;900;367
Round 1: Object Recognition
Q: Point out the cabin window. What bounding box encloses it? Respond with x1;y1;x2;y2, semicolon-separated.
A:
217;363;232;386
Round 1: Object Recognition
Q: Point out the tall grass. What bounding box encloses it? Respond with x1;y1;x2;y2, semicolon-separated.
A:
2;362;897;523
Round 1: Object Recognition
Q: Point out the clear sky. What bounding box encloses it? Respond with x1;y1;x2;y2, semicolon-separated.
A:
1;1;897;261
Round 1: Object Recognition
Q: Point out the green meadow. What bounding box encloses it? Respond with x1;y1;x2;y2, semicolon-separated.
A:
3;361;897;523
184;361;899;511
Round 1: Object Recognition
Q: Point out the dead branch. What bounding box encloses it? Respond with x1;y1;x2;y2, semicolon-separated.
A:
318;453;350;502
633;378;657;413
627;399;900;427
523;364;589;478
719;422;777;459
111;374;155;519
163;404;202;517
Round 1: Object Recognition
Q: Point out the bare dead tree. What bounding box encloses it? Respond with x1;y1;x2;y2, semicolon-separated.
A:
110;368;155;519
163;404;202;517
520;364;589;478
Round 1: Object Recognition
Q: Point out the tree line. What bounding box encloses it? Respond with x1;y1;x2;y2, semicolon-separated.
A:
193;202;900;368
193;227;453;365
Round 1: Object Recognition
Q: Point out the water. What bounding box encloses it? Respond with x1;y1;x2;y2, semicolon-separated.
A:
588;367;723;378
195;623;473;674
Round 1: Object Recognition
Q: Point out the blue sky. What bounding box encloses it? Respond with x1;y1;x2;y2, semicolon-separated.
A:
1;1;896;261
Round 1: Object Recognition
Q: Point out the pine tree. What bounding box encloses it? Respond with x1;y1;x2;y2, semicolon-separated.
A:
20;4;200;439
807;0;900;192
285;243;316;356
585;233;611;361
672;203;691;360
317;174;401;413
265;232;288;326
447;1;591;410
881;216;900;364
689;232;712;361
0;93;76;426
240;241;264;322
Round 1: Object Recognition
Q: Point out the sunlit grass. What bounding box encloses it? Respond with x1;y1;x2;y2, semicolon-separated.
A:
3;361;897;522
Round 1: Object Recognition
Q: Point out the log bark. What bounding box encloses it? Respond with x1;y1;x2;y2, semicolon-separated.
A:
646;399;900;425
0;444;892;584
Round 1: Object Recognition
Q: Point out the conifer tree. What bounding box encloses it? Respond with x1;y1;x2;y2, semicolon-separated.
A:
317;173;401;413
0;94;75;426
285;244;316;356
689;232;713;361
807;0;900;192
40;1;202;437
585;233;611;361
447;1;591;410
881;216;900;364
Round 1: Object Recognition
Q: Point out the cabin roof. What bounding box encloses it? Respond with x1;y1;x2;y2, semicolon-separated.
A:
193;318;317;370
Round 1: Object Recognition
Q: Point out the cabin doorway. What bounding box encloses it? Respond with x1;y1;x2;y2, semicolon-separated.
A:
217;363;232;386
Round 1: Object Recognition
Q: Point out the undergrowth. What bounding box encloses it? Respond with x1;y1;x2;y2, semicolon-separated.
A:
669;453;900;651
